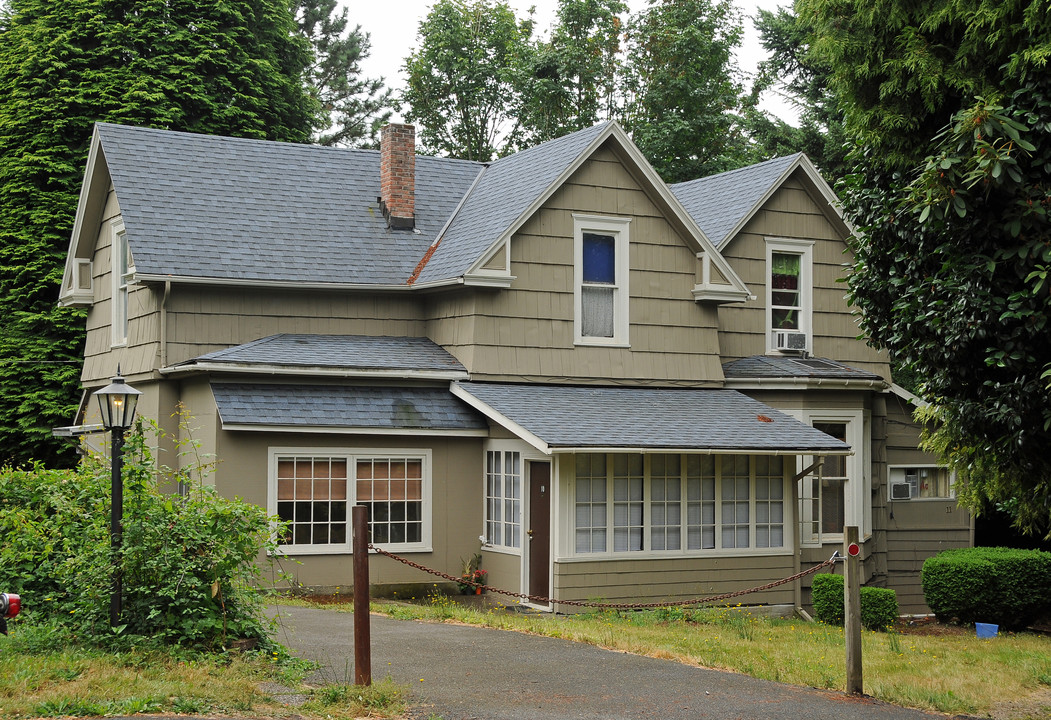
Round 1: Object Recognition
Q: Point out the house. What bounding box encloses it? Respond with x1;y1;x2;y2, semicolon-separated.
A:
58;121;972;614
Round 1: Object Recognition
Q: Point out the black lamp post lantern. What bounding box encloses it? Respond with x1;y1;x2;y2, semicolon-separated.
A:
93;368;141;627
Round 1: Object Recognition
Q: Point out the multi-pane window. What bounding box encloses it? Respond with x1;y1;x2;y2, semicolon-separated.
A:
770;253;801;331
276;457;348;547
612;455;644;552
486;450;521;549
270;450;429;552
574;215;630;345
356;458;424;544
575;454;608;553
112;225;132;346
812;423;847;535
573;454;786;555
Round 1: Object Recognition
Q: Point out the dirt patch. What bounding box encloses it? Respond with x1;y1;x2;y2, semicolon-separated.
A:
893;616;971;637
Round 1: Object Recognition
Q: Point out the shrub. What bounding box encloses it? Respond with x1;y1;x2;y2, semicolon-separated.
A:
811;573;899;631
0;413;281;649
922;547;1051;629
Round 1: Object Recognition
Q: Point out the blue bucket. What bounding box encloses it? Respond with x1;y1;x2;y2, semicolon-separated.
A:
975;622;998;639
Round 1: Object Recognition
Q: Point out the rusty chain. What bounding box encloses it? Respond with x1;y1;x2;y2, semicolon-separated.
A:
368;543;841;610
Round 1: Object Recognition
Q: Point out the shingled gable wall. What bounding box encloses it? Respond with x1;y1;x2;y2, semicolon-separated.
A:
380;123;415;229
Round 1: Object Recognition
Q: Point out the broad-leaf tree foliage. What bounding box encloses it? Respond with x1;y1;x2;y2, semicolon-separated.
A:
296;0;392;147
622;0;748;183
802;0;1051;534
0;0;319;467
516;0;627;146
402;0;534;161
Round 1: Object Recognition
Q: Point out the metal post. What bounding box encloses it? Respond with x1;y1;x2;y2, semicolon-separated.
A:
844;525;863;694
352;505;372;687
109;429;124;627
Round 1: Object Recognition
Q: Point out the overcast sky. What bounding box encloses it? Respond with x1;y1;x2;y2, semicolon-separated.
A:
347;0;798;123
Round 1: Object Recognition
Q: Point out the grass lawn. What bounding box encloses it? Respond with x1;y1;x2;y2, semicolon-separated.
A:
354;593;1050;719
0;621;405;720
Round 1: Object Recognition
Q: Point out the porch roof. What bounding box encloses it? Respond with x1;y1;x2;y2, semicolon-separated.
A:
451;382;851;455
211;383;487;435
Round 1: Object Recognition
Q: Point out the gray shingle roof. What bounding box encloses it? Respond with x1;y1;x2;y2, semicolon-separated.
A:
212;383;487;430
414;123;611;284
723;356;884;381
97;123;482;285
192;334;466;373
455;382;850;452
670;154;800;248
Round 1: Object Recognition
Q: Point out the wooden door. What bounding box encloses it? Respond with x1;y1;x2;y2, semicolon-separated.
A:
528;462;551;601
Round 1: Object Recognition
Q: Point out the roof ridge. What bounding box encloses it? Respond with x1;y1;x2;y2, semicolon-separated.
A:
670;152;802;189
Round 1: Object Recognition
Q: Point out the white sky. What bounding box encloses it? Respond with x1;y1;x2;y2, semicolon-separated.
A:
347;0;798;124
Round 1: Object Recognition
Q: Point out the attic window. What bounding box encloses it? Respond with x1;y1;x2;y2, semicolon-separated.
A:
574;214;630;346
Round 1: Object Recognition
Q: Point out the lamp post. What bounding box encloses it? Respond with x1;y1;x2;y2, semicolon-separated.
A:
93;368;141;627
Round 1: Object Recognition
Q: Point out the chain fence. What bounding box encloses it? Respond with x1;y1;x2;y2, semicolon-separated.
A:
368;543;841;611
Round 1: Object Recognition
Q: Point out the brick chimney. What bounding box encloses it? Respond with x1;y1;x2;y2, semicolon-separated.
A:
379;123;415;230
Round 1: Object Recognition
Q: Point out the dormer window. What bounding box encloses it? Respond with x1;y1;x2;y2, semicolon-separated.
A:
766;238;813;354
574;214;630;346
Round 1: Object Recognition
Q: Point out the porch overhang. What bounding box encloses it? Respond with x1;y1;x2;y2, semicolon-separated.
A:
451;382;852;456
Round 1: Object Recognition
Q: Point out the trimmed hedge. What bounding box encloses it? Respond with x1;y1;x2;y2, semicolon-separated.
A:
811;573;899;631
922;547;1051;629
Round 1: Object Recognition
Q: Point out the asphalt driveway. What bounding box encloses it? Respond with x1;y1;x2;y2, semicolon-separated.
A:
271;604;974;720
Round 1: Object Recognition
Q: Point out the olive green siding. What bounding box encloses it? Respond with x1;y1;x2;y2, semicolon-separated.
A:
428;145;724;385
716;174;890;379
553;555;796;608
163;286;428;368
882;393;972;613
81;191;162;386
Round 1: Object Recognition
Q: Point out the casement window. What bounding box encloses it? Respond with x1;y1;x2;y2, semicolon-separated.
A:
572;453;787;556
485;449;522;549
574;214;630;346
765;238;813;354
269;449;430;554
889;466;953;501
111;221;132;346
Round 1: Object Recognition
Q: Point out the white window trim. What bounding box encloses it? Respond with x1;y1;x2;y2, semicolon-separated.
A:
573;213;631;347
888;464;955;501
110;220;131;348
798;409;868;546
267;447;432;555
558;453;794;561
765;237;814;355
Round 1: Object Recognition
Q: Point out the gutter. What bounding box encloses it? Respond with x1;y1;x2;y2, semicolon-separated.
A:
723;377;889;391
159;362;469;382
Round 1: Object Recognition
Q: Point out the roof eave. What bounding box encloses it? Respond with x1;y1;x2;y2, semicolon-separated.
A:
723;377;889;391
546;445;853;456
161;361;469;381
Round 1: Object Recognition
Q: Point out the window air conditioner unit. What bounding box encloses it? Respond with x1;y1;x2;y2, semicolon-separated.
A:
774;330;808;352
891;483;912;500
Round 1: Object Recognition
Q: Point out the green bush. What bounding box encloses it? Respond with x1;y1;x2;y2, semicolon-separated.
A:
811;573;899;631
922;547;1051;629
0;415;281;649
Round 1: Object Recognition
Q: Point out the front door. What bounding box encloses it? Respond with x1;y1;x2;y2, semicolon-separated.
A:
528;462;551;601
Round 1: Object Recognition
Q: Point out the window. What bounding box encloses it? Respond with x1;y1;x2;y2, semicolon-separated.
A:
889;466;953;500
572;453;787;556
798;410;867;545
766;238;813;353
574;214;630;345
111;222;133;346
486;449;521;549
269;449;430;554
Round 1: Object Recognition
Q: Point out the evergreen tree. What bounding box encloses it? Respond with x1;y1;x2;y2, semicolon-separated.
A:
296;0;392;147
0;0;319;466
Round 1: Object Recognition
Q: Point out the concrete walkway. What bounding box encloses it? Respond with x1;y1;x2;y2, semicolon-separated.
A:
271;604;974;720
